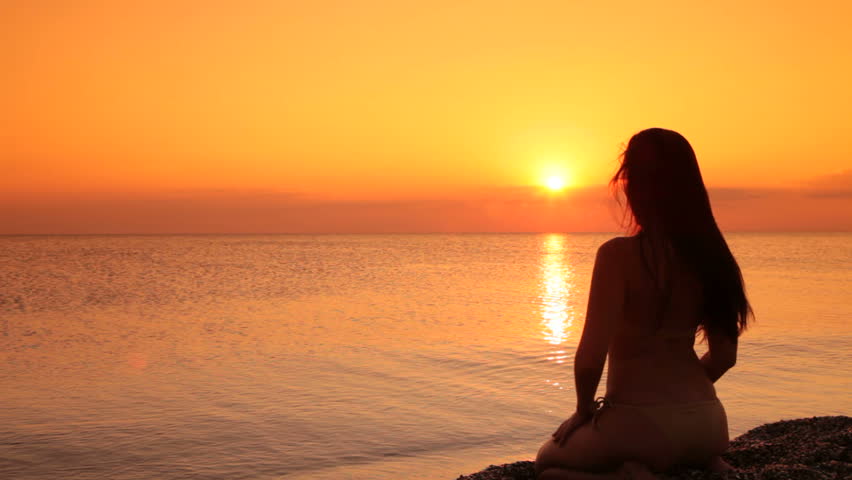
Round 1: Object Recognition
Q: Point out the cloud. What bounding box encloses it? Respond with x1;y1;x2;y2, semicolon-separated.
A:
807;169;852;189
800;169;852;198
0;184;850;233
707;188;767;203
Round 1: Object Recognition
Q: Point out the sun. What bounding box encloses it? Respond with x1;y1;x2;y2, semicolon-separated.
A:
545;175;566;191
537;161;574;191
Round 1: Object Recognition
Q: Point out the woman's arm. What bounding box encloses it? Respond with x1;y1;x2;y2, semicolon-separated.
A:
700;326;738;383
573;239;625;415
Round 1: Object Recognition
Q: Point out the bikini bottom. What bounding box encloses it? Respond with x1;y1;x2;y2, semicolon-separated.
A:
592;396;728;465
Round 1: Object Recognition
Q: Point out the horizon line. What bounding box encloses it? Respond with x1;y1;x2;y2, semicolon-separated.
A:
2;230;850;236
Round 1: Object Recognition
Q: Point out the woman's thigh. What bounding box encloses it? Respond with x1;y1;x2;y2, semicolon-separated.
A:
535;422;617;474
535;408;674;474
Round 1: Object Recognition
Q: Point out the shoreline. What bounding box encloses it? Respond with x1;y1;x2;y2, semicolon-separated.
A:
455;416;850;479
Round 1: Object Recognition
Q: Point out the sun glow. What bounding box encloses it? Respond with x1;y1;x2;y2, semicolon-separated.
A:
545;176;566;191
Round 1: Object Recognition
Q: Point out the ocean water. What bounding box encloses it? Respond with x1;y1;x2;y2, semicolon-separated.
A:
0;233;849;480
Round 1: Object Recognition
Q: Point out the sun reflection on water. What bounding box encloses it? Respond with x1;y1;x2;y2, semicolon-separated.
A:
539;234;575;353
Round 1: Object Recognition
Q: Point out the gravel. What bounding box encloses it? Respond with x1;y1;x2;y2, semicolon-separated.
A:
454;416;851;480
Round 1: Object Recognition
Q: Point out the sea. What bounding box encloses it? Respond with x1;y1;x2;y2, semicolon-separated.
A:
0;233;849;480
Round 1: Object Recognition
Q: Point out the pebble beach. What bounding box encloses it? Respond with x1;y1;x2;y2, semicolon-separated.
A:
456;416;851;480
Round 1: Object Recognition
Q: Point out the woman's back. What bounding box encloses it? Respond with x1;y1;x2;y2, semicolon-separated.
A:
605;235;718;404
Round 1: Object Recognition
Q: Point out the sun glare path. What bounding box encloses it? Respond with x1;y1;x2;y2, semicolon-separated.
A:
539;234;575;347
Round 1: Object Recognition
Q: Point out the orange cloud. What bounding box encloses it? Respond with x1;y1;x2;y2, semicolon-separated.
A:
2;183;849;234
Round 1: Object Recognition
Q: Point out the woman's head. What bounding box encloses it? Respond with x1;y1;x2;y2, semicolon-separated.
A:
611;128;714;235
612;128;752;340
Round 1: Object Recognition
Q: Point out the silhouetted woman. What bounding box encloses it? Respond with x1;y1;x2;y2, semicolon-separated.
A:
534;128;752;480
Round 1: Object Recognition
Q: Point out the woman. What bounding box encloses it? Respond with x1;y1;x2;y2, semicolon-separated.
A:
534;128;753;480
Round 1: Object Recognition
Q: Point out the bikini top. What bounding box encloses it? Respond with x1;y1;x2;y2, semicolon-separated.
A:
616;325;698;340
649;327;697;339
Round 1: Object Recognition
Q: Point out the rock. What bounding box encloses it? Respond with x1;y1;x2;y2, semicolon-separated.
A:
455;416;850;480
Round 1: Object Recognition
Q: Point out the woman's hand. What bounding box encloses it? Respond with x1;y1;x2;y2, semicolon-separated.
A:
551;410;593;447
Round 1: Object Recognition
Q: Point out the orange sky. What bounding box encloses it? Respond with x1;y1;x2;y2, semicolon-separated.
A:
2;1;851;233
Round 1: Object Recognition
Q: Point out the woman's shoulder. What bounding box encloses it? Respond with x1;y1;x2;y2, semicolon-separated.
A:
597;236;649;275
597;235;638;257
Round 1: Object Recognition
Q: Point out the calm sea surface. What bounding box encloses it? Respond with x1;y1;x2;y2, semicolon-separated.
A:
0;233;850;479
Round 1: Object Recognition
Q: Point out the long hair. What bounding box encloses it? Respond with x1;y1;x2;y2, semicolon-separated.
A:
610;128;752;340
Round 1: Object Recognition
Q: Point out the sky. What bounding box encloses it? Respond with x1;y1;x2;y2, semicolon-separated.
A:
2;0;851;233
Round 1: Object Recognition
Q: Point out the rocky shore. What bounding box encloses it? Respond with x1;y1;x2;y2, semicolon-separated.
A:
455;416;850;480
